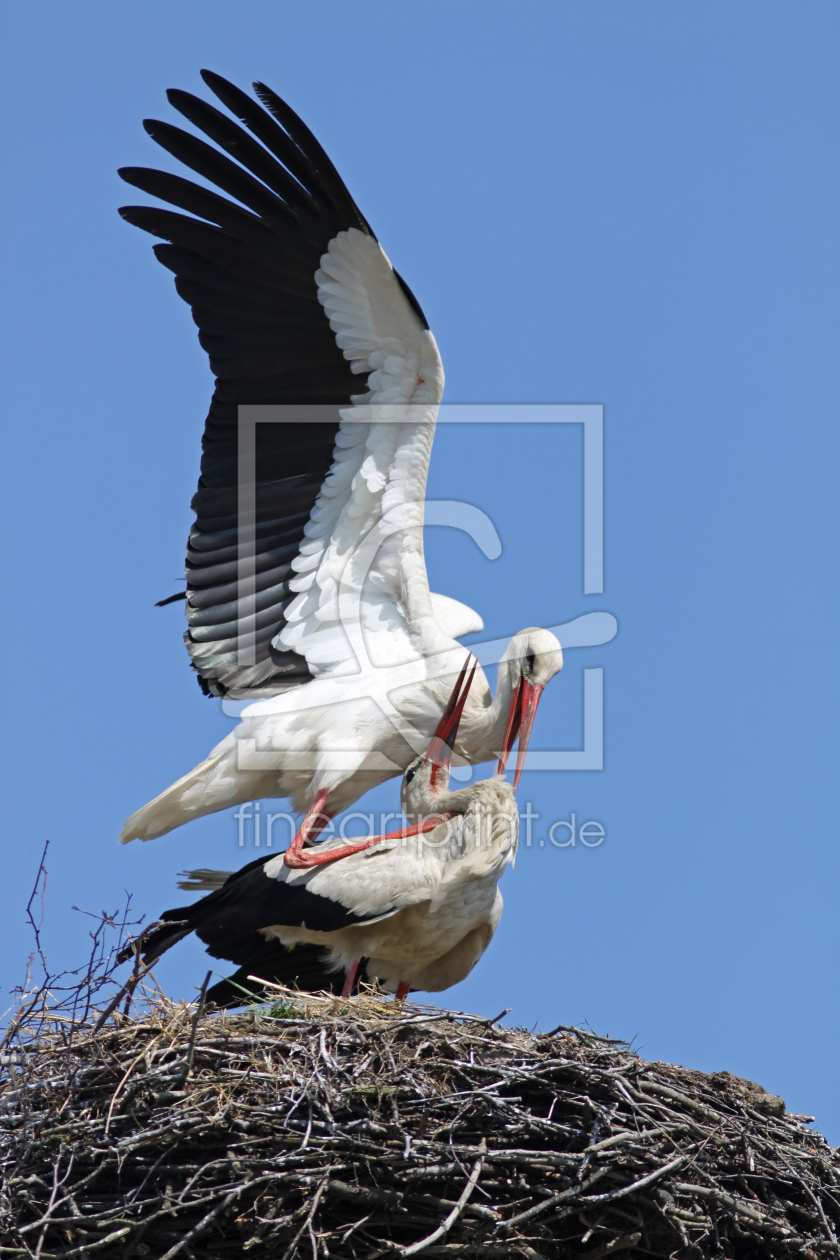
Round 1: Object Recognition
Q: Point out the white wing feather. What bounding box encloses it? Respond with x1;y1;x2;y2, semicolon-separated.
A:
273;229;448;677
429;592;484;640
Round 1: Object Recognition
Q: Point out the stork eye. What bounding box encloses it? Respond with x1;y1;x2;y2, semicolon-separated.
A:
525;650;536;673
405;764;418;784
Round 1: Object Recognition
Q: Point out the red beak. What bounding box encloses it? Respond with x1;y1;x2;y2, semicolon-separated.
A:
425;656;478;772
497;677;544;790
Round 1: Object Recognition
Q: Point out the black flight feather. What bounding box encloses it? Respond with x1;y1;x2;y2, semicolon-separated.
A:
166;89;322;217
119;76;391;699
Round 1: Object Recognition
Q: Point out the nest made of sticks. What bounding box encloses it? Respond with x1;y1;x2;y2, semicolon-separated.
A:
2;977;839;1260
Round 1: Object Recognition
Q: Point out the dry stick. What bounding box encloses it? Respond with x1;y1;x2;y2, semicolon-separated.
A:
578;1154;690;1208
398;1150;487;1258
672;1183;792;1236
92;960;160;1033
155;1185;245;1260
33;1149;74;1260
177;970;212;1085
16;1165;115;1236
71;1174;284;1248
103;1047;152;1139
785;1164;838;1246
585;1231;643;1260
279;1171;332;1260
29;1225;134;1259
635;1077;725;1125
0;985;50;1053
25;840;51;979
498;1165;612;1231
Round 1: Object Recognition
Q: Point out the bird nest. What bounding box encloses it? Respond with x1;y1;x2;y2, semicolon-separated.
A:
2;974;840;1260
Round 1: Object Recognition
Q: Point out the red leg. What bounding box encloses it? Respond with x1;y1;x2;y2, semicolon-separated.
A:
341;957;361;999
283;789;333;867
395;981;410;1002
285;810;454;869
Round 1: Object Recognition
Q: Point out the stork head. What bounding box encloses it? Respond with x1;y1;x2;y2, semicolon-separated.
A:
497;627;563;788
402;657;477;808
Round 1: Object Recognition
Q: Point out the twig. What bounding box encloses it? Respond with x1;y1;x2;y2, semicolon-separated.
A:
176;971;212;1084
585;1232;643;1259
157;1186;244;1260
499;1166;612;1230
92;960;159;1032
280;1172;332;1260
400;1141;486;1256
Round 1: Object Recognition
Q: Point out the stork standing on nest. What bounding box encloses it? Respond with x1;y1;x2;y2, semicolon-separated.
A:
117;72;563;854
126;664;517;1004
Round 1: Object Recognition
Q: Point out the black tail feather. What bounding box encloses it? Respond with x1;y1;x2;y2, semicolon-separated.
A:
118;851;376;995
116;907;193;965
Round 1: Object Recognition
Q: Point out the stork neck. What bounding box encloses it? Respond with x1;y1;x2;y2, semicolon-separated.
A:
462;661;515;760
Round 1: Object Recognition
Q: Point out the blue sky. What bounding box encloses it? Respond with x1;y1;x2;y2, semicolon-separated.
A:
2;3;838;1139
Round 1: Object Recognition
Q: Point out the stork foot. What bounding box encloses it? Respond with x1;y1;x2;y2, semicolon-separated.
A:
285;806;454;870
341;957;360;999
395;981;410;1002
283;790;333;868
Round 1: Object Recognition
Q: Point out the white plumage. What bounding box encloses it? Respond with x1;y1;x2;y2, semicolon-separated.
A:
274;229;447;677
119;625;561;841
131;667;518;1002
268;773;516;996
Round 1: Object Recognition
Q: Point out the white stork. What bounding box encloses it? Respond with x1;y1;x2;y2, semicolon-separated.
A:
127;665;518;1003
117;72;563;856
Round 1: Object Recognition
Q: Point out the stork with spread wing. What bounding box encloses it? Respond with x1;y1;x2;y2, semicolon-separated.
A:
118;73;562;852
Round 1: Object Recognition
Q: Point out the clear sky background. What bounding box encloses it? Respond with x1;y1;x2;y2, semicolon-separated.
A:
2;3;838;1139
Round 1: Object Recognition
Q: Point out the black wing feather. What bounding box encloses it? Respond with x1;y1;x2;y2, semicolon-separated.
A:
119;74;396;698
252;80;373;235
141;119;298;227
120;167;280;253
166;89;322;216
202;71;343;210
131;856;378;975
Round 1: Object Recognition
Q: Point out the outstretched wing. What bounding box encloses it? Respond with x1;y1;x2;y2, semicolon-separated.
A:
120;72;450;699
